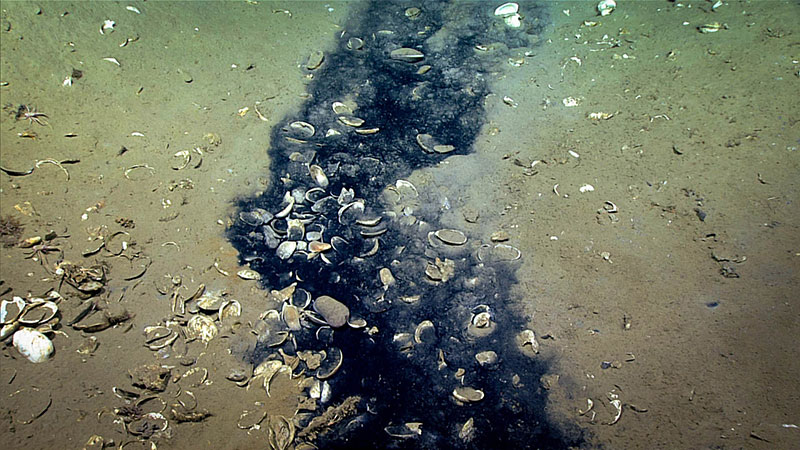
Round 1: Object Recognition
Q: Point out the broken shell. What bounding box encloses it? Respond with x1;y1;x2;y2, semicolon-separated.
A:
276;241;297;260
308;164;329;188
309;241;332;253
316;346;342;379
237;269;261;280
452;386;485;403
18;300;58;326
275;194;295;219
516;329;540;357
187;315;218;343
459;417;475;442
305;50;324;70
413;320;435;344
385;422;423;439
313;296;350;328
390;48;424;63
475;350;498;367
12;328;54;363
416;134;435;153
347;316;367;328
405;7;421;19
434;229;467;245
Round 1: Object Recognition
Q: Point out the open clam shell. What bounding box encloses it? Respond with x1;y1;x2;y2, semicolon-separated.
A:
18;300;59;326
316;346;342;380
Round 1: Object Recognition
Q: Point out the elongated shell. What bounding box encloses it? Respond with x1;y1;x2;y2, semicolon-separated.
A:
13;328;54;363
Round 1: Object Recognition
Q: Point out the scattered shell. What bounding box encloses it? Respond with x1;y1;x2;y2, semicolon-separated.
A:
313;296;350;328
434;229;467;245
433;144;455;154
390;48;424;63
308;165;329;188
425;257;455;283
477;243;522;262
187;315;218;343
459;417;476;442
12;328;54;363
237;269;261;280
490;231;509;242
237;405;267;429
452;386;485;403
309;241;332;253
416;134;435;153
698;22;725;33
287;218;305;241
305;50;324;70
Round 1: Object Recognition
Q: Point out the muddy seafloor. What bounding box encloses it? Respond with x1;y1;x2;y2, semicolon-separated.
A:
1;1;799;449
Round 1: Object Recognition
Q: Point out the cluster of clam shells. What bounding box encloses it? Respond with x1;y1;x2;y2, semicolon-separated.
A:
1;292;62;363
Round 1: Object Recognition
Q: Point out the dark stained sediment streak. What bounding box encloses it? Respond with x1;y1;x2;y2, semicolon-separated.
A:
229;1;584;448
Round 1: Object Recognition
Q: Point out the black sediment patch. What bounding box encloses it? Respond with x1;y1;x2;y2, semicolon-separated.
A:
229;1;585;448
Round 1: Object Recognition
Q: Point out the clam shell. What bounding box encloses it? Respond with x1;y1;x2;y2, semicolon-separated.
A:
379;268;396;287
281;303;302;331
287;218;305;241
239;208;272;226
219;300;242;322
309;241;331;253
433;144;455;154
187;315;218;343
414;320;435;344
313;296;349;328
1;297;27;325
516;329;540;356
346;37;364;50
276;241;297;260
416;134;435;153
477;243;522;262
12;328;54;363
289;121;316;137
452;386;485;403
332;101;354;115
196;291;225;312
337;116;365;127
385;422;423;438
434;229;467;245
308;164;329;188
390;48;424;62
355;127;380;135
316;346;342;379
237;269;261;280
305;50;324;70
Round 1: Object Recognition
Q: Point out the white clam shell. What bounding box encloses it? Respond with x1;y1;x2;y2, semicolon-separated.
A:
13;328;54;363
